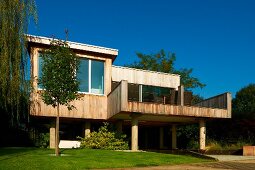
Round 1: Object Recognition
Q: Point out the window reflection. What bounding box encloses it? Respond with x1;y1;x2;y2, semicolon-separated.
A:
77;58;89;92
91;60;104;94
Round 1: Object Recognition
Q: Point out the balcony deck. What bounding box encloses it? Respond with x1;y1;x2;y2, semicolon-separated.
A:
107;80;231;122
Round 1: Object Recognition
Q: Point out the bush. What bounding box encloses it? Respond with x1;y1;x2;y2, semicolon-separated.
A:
206;138;252;151
34;133;49;148
187;139;199;150
79;123;129;150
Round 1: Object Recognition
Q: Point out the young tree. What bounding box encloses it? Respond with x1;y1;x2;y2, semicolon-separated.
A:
0;0;37;126
127;49;205;90
39;38;80;156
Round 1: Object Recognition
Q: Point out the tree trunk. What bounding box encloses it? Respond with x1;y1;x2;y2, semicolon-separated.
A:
55;104;60;156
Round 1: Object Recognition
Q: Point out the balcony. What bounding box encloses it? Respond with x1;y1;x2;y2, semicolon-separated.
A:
107;80;231;121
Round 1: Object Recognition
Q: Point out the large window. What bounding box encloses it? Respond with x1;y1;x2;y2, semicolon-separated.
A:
77;58;89;92
77;58;104;94
38;54;104;95
91;60;104;94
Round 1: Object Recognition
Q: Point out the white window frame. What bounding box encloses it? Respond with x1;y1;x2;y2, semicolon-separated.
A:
78;58;105;96
37;53;105;96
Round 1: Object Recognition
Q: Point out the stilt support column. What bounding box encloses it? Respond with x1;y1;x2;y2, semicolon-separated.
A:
131;114;139;151
199;119;206;151
84;121;91;137
50;122;56;149
172;124;177;149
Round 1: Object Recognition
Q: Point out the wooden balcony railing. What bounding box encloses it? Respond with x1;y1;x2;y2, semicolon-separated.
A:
107;80;232;119
194;92;232;114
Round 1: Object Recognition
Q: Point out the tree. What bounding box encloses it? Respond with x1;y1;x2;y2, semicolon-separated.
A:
232;84;255;119
0;0;37;126
127;49;205;90
39;38;80;156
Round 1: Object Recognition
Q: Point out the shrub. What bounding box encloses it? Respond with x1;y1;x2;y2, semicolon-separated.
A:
206;138;252;151
187;139;199;150
34;133;49;148
79;123;129;150
206;140;223;151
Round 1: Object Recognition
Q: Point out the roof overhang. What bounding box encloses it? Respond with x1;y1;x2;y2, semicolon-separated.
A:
26;34;118;61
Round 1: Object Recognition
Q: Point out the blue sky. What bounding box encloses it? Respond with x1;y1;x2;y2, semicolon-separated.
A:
28;0;255;98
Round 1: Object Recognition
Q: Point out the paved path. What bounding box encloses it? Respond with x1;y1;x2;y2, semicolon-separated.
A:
102;159;255;170
207;155;255;161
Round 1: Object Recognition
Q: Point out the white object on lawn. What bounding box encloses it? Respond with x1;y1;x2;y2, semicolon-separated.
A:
59;140;81;149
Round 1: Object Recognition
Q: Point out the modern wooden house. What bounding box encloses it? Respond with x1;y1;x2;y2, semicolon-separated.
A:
27;35;231;151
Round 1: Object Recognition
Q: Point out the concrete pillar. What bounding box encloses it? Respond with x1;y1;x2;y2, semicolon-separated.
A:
131;115;139;151
159;127;164;149
50;122;56;149
199;119;206;151
172;124;177;149
84;121;91;137
116;120;123;133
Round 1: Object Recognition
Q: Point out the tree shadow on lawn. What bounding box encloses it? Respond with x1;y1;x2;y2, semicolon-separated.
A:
0;147;35;158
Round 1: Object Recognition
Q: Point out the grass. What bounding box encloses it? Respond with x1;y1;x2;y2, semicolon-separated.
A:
0;147;211;169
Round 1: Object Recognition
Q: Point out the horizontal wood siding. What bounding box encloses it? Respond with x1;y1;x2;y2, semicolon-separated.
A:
128;102;229;118
194;92;231;118
30;93;107;119
29;45;113;120
112;66;180;89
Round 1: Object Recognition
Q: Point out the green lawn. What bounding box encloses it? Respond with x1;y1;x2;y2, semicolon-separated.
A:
0;148;211;169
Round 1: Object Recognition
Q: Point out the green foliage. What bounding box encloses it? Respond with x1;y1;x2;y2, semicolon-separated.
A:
39;39;80;109
79;123;129;150
177;124;199;149
128;50;176;73
191;94;204;105
34;133;49;148
187;139;199;150
39;37;80;156
0;0;37;126
232;84;255;119
127;49;205;90
175;69;205;90
206;138;252;151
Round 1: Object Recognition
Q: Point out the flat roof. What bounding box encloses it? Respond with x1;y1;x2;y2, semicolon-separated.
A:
26;34;119;58
112;65;180;77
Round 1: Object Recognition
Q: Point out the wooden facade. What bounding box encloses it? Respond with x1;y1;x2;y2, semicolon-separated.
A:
28;35;116;120
28;35;231;123
112;65;180;89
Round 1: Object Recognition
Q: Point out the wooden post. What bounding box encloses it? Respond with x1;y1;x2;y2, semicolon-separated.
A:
177;85;184;106
163;96;166;104
139;84;143;102
120;80;128;111
227;93;232;118
199;119;206;151
172;124;177;149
